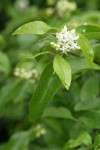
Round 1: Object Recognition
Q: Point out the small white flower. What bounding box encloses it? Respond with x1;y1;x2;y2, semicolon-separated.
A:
35;124;46;138
56;0;77;17
14;67;38;82
50;25;80;54
15;0;29;11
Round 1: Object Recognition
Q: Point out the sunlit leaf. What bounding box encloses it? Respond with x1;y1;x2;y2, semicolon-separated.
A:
64;132;92;149
78;35;94;65
12;21;56;35
53;55;71;90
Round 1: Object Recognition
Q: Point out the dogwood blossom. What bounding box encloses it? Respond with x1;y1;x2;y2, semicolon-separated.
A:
56;0;76;17
50;25;80;54
35;124;46;138
14;67;38;83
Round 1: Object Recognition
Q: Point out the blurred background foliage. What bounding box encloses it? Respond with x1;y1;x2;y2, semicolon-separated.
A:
0;0;100;150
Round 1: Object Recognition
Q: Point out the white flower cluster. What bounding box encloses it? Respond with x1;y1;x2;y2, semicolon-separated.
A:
15;0;29;11
14;67;38;83
35;124;46;138
50;25;80;54
56;0;76;17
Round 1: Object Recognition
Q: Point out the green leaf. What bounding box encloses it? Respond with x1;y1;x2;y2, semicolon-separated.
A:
76;25;100;39
79;111;100;129
76;25;100;34
80;77;99;101
53;55;71;90
0;79;22;115
12;21;54;35
84;32;100;39
17;51;52;67
74;97;100;111
43;106;76;121
29;62;61;122
67;56;100;74
93;43;100;60
2;131;30;150
78;35;94;65
64;132;92;149
0;51;10;77
0;35;6;49
93;134;100;149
